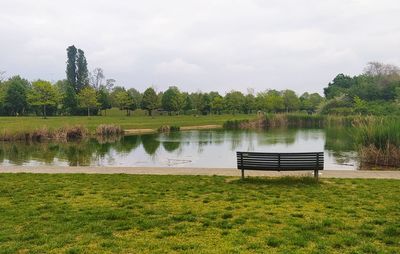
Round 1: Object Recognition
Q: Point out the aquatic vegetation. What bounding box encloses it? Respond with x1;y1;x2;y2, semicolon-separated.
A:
355;118;400;168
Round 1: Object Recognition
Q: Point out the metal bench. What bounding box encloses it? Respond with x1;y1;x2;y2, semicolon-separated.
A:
236;152;324;179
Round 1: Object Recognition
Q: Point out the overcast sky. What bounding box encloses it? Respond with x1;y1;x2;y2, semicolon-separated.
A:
1;0;399;94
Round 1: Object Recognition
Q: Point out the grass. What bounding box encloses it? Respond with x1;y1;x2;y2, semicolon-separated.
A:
0;113;254;134
355;118;400;167
0;174;399;253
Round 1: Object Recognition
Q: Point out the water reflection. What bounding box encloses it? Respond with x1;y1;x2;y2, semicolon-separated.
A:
0;128;358;169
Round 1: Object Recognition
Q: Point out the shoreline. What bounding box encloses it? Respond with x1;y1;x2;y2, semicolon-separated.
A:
1;166;400;179
124;124;222;135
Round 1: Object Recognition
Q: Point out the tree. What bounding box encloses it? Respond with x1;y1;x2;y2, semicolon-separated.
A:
211;96;224;114
243;94;256;114
66;45;89;93
76;49;89;92
324;74;355;99
224;91;245;114
141;87;158;116
3;76;30;116
161;86;184;114
257;90;284;113
66;45;78;88
128;88;142;110
28;80;61;118
56;80;78;115
90;68;105;90
115;90;134;116
77;87;98;117
97;88;112;115
282;89;300;112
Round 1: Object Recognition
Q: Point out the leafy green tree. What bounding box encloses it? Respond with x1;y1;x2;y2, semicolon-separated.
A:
324;74;355;99
97;88;112;115
76;49;89;92
77;87;98;117
115;90;134;116
28;80;61;118
282;89;300;112
243;94;256;114
128;88;142;109
182;93;193;112
66;45;77;89
3;76;30;116
300;92;324;113
161;86;184;114
224;91;245;114
211;95;224;114
141;87;159;116
257;90;284;113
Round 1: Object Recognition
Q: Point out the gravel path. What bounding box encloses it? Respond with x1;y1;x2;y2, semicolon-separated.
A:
1;166;400;179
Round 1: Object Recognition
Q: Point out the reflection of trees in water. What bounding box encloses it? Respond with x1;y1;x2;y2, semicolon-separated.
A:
0;135;143;166
114;135;141;154
257;128;296;145
0;142;60;165
140;134;160;155
229;131;243;151
324;127;357;166
324;127;355;152
161;132;182;152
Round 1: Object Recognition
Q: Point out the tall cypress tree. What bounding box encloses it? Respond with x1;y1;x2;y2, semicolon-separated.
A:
66;45;77;89
76;49;89;92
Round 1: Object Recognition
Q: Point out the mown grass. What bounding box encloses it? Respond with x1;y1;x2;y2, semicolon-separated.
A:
0;113;254;134
0;174;399;253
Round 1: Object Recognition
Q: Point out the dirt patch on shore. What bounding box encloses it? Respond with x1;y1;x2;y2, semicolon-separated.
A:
124;129;156;135
180;125;222;130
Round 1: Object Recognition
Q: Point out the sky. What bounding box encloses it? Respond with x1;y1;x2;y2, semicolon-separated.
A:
1;0;399;95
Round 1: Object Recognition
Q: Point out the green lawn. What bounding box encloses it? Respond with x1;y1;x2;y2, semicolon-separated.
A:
0;112;254;133
0;174;399;253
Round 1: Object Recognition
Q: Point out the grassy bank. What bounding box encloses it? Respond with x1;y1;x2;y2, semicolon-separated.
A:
0;174;399;253
0;114;254;141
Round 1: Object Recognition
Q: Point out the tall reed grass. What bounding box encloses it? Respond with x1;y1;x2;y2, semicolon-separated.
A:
0;124;123;142
223;113;356;130
355;118;400;167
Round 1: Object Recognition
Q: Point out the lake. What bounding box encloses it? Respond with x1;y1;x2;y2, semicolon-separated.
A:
0;127;359;169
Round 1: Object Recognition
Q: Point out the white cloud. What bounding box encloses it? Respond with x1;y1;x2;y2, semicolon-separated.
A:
155;58;203;75
0;0;400;94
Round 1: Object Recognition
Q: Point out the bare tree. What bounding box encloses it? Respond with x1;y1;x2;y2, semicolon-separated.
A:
105;78;115;90
90;68;105;90
364;62;400;77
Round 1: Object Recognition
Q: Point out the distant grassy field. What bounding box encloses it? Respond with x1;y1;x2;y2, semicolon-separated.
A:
0;174;399;253
0;110;255;133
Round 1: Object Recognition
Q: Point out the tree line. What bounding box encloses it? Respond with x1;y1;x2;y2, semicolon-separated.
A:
0;45;324;117
0;45;398;117
322;62;400;115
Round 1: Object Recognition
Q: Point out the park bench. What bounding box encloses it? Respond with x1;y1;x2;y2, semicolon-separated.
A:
236;152;324;179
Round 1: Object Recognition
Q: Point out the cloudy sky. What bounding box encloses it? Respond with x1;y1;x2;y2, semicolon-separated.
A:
1;0;399;94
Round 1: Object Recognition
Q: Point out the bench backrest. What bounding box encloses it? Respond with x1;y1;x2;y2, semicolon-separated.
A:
237;152;324;171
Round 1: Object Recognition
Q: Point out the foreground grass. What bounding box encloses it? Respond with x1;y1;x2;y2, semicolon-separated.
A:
0;114;254;134
0;175;399;253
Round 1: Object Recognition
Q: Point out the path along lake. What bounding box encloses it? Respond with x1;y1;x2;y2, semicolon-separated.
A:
0;127;359;170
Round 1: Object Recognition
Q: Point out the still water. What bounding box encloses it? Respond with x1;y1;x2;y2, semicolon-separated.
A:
0;128;358;170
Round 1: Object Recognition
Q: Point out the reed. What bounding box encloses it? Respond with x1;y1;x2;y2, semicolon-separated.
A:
223;113;353;130
355;118;400;167
0;125;88;142
96;124;123;137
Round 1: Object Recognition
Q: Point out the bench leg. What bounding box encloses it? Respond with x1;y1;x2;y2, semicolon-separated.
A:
241;169;244;180
314;169;318;180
